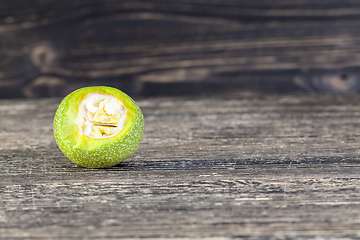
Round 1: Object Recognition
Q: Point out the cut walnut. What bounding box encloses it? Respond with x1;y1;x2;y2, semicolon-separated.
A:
75;92;127;139
90;125;118;137
87;102;121;124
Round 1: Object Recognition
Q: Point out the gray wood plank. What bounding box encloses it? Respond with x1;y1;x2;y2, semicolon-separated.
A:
1;94;360;239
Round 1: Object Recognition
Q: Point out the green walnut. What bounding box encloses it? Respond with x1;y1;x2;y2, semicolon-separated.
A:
53;86;144;168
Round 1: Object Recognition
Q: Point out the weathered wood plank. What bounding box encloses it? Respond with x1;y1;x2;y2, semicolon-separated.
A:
2;1;360;97
1;94;360;239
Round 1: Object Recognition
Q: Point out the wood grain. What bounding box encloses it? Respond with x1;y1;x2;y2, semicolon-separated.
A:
2;1;360;98
1;94;360;239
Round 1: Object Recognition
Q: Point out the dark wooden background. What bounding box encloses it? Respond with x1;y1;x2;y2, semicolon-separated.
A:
2;0;360;98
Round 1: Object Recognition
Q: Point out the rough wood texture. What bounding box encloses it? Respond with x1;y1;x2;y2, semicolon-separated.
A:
1;94;360;239
2;1;360;98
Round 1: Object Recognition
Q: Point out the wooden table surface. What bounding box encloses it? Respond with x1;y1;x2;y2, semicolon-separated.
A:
1;94;360;239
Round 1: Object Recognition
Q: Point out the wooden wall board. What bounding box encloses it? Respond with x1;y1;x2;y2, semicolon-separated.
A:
2;1;360;97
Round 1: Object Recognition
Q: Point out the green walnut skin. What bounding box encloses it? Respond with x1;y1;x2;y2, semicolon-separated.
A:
53;86;144;168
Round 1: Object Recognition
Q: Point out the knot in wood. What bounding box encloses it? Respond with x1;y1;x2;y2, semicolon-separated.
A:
31;44;56;67
315;74;358;93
